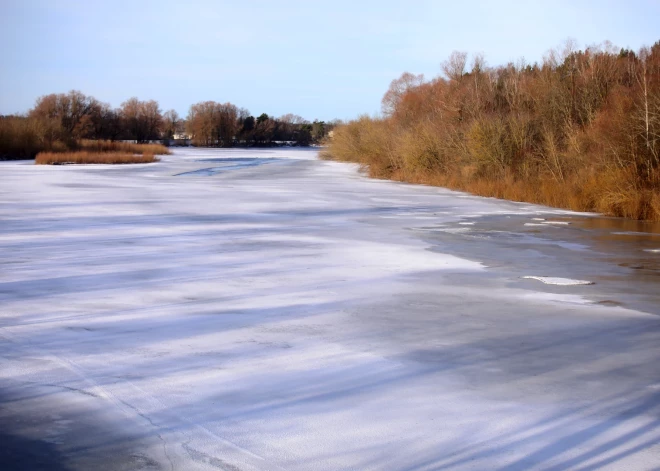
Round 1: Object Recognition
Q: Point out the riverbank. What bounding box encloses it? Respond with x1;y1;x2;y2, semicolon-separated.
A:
323;42;660;221
322;119;660;221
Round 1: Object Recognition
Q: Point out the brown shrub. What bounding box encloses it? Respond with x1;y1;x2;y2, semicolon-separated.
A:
35;152;160;165
320;116;399;178
0;116;171;160
324;41;660;221
0;116;62;159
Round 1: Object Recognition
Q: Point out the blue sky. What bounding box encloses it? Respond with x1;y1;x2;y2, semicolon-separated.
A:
1;0;659;121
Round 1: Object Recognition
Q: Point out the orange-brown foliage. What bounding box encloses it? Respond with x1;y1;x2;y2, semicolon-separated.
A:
76;139;170;155
325;40;660;221
35;152;160;165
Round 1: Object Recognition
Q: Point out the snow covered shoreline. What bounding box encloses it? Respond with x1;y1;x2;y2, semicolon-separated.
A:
1;148;659;470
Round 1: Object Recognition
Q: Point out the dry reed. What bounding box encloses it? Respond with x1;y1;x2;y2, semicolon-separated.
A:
35;151;160;165
77;140;170;155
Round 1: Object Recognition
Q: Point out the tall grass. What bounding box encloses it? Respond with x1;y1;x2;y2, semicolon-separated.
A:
35;152;160;165
77;139;170;155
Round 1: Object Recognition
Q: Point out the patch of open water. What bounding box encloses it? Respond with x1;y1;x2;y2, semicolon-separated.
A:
175;158;280;176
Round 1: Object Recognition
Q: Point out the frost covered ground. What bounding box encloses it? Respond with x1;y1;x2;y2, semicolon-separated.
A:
1;148;659;470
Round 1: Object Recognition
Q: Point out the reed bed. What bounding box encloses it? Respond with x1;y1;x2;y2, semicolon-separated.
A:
35;151;160;165
77;140;170;155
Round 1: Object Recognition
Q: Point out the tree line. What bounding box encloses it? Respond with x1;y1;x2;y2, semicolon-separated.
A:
0;92;335;159
324;40;660;220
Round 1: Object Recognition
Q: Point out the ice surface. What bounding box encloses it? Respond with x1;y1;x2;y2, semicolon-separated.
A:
522;276;595;286
614;231;660;237
1;148;659;471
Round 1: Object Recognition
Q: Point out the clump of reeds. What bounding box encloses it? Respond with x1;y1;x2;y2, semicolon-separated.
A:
77;140;170;155
35;152;160;165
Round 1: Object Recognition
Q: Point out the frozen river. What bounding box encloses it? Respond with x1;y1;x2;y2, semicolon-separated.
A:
1;148;659;470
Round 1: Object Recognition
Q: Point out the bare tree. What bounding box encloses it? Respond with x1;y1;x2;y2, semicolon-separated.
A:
142;100;163;141
30;90;98;141
91;102;121;141
217;103;239;146
635;47;660;169
471;53;486;74
381;72;425;115
120;98;163;142
186;101;238;146
162;109;180;139
442;51;468;82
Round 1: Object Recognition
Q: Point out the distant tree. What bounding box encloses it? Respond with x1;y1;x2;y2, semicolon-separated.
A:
297;123;312;145
634;46;660;168
254;114;275;144
119;97;140;140
442;51;468;82
278;114;307;141
237;107;251;122
29;90;99;142
242;116;255;132
120;98;163;142
162;109;180;139
91;102;122;141
471;53;486;75
381;72;425;115
186;101;239;146
311;120;326;142
218;103;239;145
141;100;163;141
